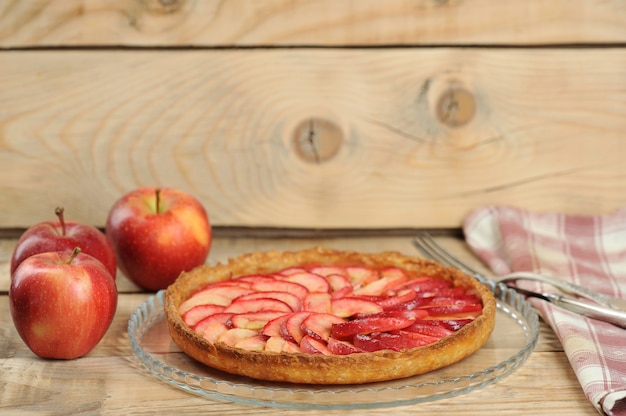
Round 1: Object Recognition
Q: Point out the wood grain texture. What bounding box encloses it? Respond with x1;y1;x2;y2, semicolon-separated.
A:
1;48;625;229
0;0;625;47
0;236;597;415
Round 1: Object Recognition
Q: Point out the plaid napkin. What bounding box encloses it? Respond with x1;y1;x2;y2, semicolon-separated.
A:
463;205;626;416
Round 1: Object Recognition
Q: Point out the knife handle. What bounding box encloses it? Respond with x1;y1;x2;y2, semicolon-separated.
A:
551;294;626;329
503;271;621;309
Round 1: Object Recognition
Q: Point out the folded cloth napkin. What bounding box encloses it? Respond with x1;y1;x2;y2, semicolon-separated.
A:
463;205;626;416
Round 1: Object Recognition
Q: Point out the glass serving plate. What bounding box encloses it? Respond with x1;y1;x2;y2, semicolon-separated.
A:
128;283;539;410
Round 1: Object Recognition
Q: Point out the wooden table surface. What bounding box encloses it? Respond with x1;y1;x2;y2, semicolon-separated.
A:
0;235;600;415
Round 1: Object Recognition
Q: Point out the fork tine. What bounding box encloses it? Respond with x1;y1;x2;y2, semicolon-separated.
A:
412;232;493;287
411;233;448;263
412;232;481;276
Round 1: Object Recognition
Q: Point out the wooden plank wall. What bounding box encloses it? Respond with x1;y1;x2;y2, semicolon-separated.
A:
1;0;625;231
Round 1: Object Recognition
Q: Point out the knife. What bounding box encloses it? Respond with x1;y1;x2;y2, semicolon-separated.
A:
499;271;626;312
508;285;626;329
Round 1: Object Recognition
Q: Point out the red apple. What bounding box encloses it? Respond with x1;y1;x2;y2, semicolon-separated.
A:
10;206;117;279
105;187;212;291
9;248;118;359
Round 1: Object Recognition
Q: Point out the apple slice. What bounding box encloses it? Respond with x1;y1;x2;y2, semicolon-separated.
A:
352;333;387;352
326;273;352;295
195;312;233;336
198;279;253;290
401;276;452;294
345;266;379;287
439;319;474;330
330;314;415;339
331;286;353;300
419;303;482;316
353;331;437;352
380;332;427;350
280;311;310;344
302;313;345;342
277;272;331;293
351;277;391;296
413;287;469;299
381;272;414;296
224;297;293;314
303;292;332;313
179;291;231;315
300;335;331;355
352;308;429;321
265;336;302;353
426;311;482;320
265;335;286;352
354;272;409;296
251;279;309;300
308;266;348;278
379;267;409;286
237;274;277;284
331;297;383;318
234;334;268;351
195;282;254;299
277;267;308;276
375;289;417;309
420;294;481;307
327;337;364;355
230;311;289;330
200;323;230;343
383;297;432;311
235;291;302;312
280;339;302;353
216;328;258;347
402;320;455;338
260;314;292;337
395;330;441;345
182;304;226;327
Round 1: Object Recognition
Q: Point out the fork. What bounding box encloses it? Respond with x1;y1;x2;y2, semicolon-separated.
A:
412;232;626;328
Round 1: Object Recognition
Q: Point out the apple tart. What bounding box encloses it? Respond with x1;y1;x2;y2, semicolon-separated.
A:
164;247;496;385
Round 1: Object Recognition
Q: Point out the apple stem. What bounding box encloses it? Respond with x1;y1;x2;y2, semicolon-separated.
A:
55;206;66;236
155;188;162;214
67;247;81;265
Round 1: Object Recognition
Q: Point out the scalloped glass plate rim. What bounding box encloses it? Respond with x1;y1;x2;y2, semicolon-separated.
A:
128;283;539;410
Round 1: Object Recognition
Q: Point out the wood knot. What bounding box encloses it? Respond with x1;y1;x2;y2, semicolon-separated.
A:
436;87;476;128
141;0;185;13
292;118;343;164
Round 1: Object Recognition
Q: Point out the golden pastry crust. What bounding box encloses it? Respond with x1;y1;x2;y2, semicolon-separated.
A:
164;247;496;385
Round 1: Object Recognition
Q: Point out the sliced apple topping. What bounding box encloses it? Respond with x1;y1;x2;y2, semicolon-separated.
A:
260;314;291;338
182;304;226;327
331;297;383;318
300;335;332;355
302;313;346;342
179;291;231;316
303;292;332;313
326;273;352;295
265;335;301;353
235;291;302;312
277;271;330;293
217;328;258;347
224;297;293;314
230;311;288;330
195;313;233;342
179;263;484;355
280;311;310;343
